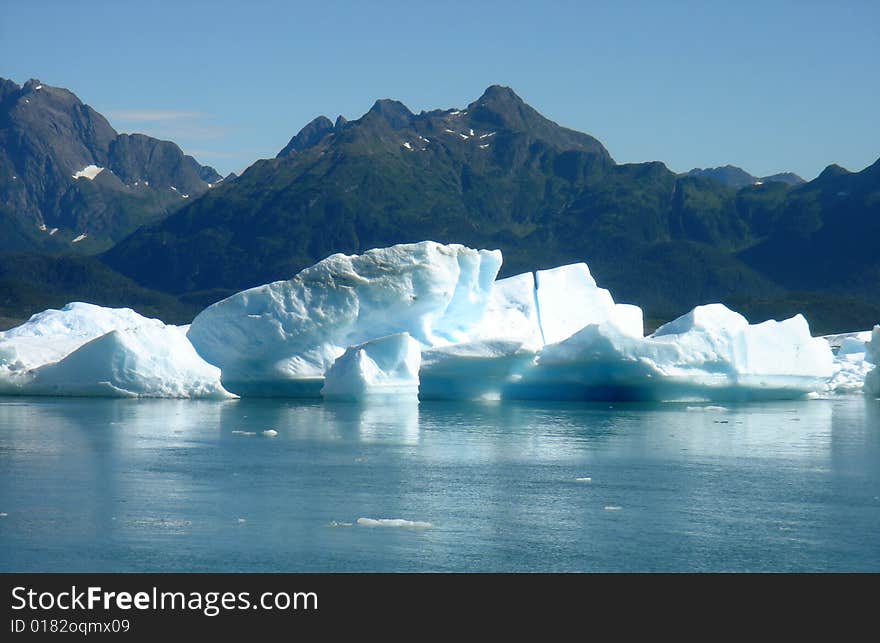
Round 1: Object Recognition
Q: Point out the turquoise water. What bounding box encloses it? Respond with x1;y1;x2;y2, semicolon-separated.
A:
0;396;878;572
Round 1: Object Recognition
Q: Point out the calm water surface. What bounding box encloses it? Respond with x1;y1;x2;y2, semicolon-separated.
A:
1;396;878;572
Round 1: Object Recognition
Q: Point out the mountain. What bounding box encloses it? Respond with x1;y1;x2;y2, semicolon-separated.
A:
740;159;880;300
0;77;223;252
682;165;805;189
102;85;880;333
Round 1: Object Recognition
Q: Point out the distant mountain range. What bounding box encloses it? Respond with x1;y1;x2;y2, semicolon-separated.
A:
2;79;879;334
681;165;804;189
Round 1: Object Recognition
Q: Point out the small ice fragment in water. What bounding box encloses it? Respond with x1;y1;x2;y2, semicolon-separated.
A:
232;430;256;436
328;521;353;528
0;512;7;517
356;517;433;528
237;518;246;524
686;405;729;412
604;506;622;511
262;429;278;437
575;477;592;483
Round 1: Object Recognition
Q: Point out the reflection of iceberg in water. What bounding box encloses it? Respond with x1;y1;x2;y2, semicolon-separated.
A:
661;400;834;462
0;398;235;571
216;398;420;445
330;399;420;445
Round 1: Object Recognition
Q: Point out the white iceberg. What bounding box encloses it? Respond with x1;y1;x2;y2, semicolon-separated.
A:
0;242;851;402
321;333;421;400
0;302;162;372
0;302;232;399
507;304;833;401
187;241;502;396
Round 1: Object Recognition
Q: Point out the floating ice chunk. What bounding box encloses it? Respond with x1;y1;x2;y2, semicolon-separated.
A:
575;477;592;483
71;233;87;243
512;304;833;401
71;165;103;180
231;430;256;436
15;324;233;399
188;242;501;396
0;302;164;372
262;429;278;437
322;333;421;400
38;223;47;231
0;303;232;398
356;517;433;528
402;141;413;150
237;518;246;524
0;512;7;517
685;405;729;412
604;506;622;511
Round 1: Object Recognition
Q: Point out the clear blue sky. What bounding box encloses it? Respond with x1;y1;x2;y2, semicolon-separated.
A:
2;0;877;179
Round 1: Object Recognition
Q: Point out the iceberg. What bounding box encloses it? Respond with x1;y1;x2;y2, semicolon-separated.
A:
321;333;421;400
0;302;162;372
506;305;834;401
0;242;849;402
0;303;232;399
187;241;502;396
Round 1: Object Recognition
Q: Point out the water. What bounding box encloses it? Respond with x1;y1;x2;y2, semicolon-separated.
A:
1;396;878;572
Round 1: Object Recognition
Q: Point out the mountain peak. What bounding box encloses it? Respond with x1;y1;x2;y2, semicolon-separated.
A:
277;116;335;157
477;84;523;104
366;99;413;129
817;164;851;181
